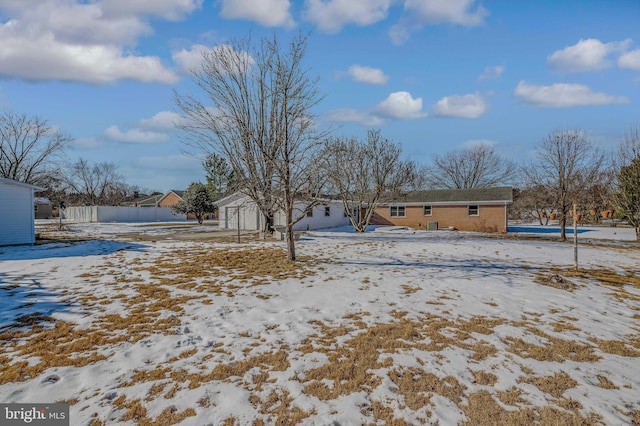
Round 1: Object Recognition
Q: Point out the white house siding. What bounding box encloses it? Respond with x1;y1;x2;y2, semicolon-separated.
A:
218;193;263;231
0;178;40;246
64;206;185;222
217;192;350;231
274;201;350;231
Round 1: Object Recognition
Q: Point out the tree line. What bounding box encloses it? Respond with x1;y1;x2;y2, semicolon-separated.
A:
0;110;147;208
3;32;640;262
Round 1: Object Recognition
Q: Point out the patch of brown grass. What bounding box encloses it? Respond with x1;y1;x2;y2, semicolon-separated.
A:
113;395;196;425
389;367;466;409
496;387;526;406
504;327;600;363
401;284;420;295
146;247;315;290
519;371;578;399
253;388;315;424
472;370;498;386
596;375;619;390
589;337;640;357
459;390;602;426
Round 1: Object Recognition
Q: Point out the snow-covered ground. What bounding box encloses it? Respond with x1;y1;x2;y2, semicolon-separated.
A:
1;223;638;425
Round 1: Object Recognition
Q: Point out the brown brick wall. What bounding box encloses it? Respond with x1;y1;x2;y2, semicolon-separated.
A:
158;192;182;207
370;204;508;232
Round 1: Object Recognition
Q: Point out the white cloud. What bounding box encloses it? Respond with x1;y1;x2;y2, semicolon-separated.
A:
172;44;210;74
326;109;385;126
303;0;393;33
219;0;294;27
0;0;184;84
547;38;631;72
618;49;640;72
134;154;201;171
172;44;254;76
347;65;389;85
434;93;487;118
478;65;504;80
404;0;488;27
138;111;184;131
104;125;170;144
514;81;629;108
73;137;104;149
375;91;428;120
388;24;412;46
100;0;203;21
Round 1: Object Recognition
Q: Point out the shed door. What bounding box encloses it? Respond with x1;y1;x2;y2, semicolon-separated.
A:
225;206;242;229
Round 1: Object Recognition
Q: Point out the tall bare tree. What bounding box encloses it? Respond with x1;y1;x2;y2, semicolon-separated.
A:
616;127;640;241
425;144;517;189
535;130;604;240
175;32;327;260
65;158;124;206
0;110;71;186
324;130;419;232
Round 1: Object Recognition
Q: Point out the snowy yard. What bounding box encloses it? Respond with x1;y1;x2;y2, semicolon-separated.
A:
1;223;639;425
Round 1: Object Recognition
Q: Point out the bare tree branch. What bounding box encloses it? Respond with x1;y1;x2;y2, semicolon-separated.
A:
323;130;419;232
0;110;71;186
534;129;604;240
425;144;517;189
175;32;327;260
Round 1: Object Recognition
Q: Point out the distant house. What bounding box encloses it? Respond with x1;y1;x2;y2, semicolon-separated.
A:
133;193;164;207
370;186;513;233
158;190;185;208
34;197;53;219
0;177;45;245
216;192;351;232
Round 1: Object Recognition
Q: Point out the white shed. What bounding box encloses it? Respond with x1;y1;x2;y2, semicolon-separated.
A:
216;192;351;231
0;177;45;246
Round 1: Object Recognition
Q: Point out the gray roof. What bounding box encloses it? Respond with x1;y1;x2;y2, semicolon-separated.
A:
137;194;164;206
390;186;513;204
0;176;45;191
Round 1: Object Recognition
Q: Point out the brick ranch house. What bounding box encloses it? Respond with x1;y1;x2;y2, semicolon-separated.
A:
370;186;513;233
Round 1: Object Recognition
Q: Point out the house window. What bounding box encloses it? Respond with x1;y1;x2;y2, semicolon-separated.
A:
423;205;432;216
390;206;405;217
307;208;313;217
468;205;479;216
325;206;331;216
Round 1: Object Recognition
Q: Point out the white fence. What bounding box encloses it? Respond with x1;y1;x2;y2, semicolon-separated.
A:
64;206;186;222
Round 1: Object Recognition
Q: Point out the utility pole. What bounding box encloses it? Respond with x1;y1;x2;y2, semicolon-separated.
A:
236;205;241;244
573;201;578;271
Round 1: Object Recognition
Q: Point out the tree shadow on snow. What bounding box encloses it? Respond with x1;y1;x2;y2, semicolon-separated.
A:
0;239;147;261
0;271;82;330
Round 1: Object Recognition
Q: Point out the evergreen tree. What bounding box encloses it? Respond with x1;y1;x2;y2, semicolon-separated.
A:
171;182;216;224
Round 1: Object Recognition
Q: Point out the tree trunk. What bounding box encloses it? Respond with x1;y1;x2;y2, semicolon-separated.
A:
286;224;296;261
560;212;567;241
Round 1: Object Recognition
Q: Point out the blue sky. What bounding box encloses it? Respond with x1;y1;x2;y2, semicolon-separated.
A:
1;0;639;192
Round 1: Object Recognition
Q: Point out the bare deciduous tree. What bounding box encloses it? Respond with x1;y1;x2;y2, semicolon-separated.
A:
175;32;327;260
616;127;640;241
534;130;604;240
65;158;125;206
510;182;556;225
324;130;419;232
425;144;517;189
0;110;71;186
